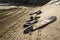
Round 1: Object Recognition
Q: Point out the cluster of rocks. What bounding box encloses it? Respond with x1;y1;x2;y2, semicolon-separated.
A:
23;10;42;34
23;9;57;34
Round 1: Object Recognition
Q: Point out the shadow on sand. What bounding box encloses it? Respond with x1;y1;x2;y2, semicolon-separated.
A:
21;0;51;7
0;0;51;7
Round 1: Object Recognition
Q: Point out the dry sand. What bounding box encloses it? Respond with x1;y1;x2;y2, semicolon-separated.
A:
0;0;60;40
